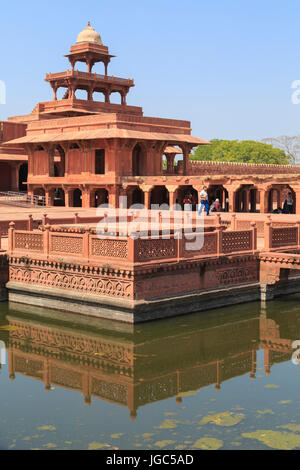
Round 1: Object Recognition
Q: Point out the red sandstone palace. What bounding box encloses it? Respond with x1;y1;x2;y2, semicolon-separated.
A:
1;23;300;213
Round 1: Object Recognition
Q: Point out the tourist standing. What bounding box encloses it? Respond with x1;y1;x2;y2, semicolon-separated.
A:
198;186;210;216
284;192;294;214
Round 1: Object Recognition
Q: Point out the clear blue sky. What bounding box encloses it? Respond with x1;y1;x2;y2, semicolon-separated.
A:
1;0;300;141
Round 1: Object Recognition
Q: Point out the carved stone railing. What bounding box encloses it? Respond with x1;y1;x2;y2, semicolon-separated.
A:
8;222;257;264
45;70;134;86
264;221;300;250
189;159;300;176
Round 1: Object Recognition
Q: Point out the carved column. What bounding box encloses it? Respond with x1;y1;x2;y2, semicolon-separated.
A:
245;189;250;212
45;188;51;207
166;185;179;209
82;189;91;208
108;185;119;208
182;145;190;175
258;187;268;213
104;89;110;104
50;82;58;101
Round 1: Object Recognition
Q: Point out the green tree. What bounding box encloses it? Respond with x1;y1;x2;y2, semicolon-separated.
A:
191;139;291;165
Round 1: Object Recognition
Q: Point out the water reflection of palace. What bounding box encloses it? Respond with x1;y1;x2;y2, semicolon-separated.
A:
4;303;299;418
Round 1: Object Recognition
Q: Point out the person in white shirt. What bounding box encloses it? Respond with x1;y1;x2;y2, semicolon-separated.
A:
198;186;210;216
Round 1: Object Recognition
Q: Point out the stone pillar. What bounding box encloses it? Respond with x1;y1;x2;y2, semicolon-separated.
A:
144;191;150;209
109;186;119;208
140;185;153;210
10;163;20;192
183;148;189;175
166;186;179;210
104;90;110;104
82;190;91;209
64;190;70;208
293;187;300;215
259;188;268;213
228;190;235;212
45;189;51;207
245;189;250;212
87;87;94;101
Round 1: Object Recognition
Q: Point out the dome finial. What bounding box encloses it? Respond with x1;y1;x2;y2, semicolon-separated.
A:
76;23;102;46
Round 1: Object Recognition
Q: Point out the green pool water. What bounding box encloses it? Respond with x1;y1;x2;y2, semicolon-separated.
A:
1;295;300;450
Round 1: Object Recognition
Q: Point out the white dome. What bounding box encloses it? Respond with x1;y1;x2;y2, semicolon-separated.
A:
76;22;102;45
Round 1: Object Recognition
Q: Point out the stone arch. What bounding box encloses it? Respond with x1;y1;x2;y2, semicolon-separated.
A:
56;87;69;100
176;185;198;210
150;186;169;207
18;163;28;191
132;143;147;176
52;188;65;207
93;188;109;207
267;187;281;213
72;188;82;207
93;91;106;102
207;185;228;211
234;184;258;212
109;91;122;104
74;89;88;100
53;145;65;177
126;186;144;208
275;185;296;214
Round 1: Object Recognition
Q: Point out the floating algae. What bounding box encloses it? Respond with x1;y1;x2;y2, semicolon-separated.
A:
242;430;300;450
201;411;245;427
37;425;56;431
279;424;300;432
157;419;180;430
192;438;223;450
88;442;110;450
155;440;176;448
